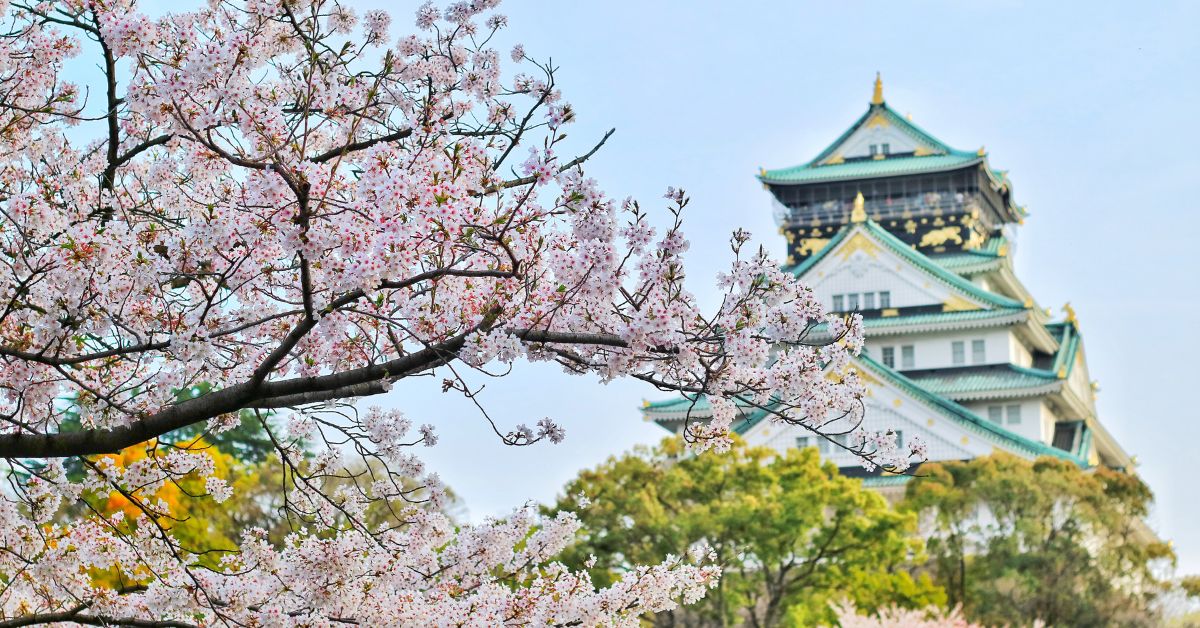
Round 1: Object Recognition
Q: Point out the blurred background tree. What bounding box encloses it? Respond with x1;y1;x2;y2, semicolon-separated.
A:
902;453;1177;627
548;437;942;627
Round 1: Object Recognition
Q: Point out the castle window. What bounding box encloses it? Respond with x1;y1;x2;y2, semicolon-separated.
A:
833;294;844;311
901;345;915;369
795;437;811;449
952;341;965;365
1006;405;1022;425
881;346;895;368
847;293;860;310
880;291;891;308
972;339;986;364
863;292;876;309
818;434;848;455
882;143;890;155
988;406;1003;424
869;144;878;156
894;430;904;450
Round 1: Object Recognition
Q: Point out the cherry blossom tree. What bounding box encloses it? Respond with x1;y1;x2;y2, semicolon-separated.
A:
0;0;900;624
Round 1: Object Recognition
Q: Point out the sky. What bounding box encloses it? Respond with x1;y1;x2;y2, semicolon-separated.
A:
355;0;1200;573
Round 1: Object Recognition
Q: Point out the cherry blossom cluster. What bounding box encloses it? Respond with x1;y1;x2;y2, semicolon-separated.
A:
0;0;869;623
850;428;928;473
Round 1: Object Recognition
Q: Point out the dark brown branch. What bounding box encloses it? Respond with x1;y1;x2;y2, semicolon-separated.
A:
0;309;498;458
308;127;414;163
0;609;196;628
0;341;170;366
482;128;615;194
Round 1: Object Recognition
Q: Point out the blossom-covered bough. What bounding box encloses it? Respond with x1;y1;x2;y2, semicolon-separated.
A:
0;0;911;624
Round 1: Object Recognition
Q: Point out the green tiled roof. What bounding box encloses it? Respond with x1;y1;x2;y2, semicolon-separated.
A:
803;309;1027;339
929;237;1009;274
860;308;1024;331
1045;321;1082;378
760;153;981;185
906;365;1059;398
791;219;1025;311
760;101;982;186
643;395;755;418
645;353;1087;467
813;103;957;164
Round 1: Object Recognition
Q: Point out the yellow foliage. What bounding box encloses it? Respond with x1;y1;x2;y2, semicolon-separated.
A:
86;436;240;589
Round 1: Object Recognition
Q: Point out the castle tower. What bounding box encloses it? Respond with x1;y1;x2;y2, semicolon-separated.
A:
644;76;1131;495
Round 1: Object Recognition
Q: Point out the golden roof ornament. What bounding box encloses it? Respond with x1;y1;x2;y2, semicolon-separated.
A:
871;72;884;105
850;192;867;223
1063;302;1078;325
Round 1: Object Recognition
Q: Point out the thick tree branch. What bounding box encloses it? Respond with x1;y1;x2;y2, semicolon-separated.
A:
0;310;496;458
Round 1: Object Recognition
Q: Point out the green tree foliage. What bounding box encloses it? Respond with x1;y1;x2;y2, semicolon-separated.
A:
549;437;943;627
902;453;1176;627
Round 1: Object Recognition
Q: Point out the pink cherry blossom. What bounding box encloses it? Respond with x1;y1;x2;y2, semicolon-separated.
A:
0;0;874;624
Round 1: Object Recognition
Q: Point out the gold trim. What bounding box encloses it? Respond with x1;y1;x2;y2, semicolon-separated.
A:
797;238;830;256
866;111;890;129
919;226;963;248
881;308;899;317
1063;302;1077;324
856;367;882;387
836;232;881;260
850;192;867;223
943;295;980;312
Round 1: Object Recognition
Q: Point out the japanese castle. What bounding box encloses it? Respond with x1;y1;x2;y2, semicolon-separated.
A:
643;75;1130;496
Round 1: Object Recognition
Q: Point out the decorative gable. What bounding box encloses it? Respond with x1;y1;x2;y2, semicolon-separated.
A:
800;223;992;312
819;109;939;163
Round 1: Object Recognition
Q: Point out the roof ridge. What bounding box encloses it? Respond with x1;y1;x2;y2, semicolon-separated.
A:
764;100;972;181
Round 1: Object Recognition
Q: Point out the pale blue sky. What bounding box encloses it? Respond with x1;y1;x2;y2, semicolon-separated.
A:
377;0;1200;574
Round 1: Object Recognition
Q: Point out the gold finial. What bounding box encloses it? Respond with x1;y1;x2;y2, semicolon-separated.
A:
977;146;986;157
871;72;884;105
1063;302;1077;325
850;192;867;223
